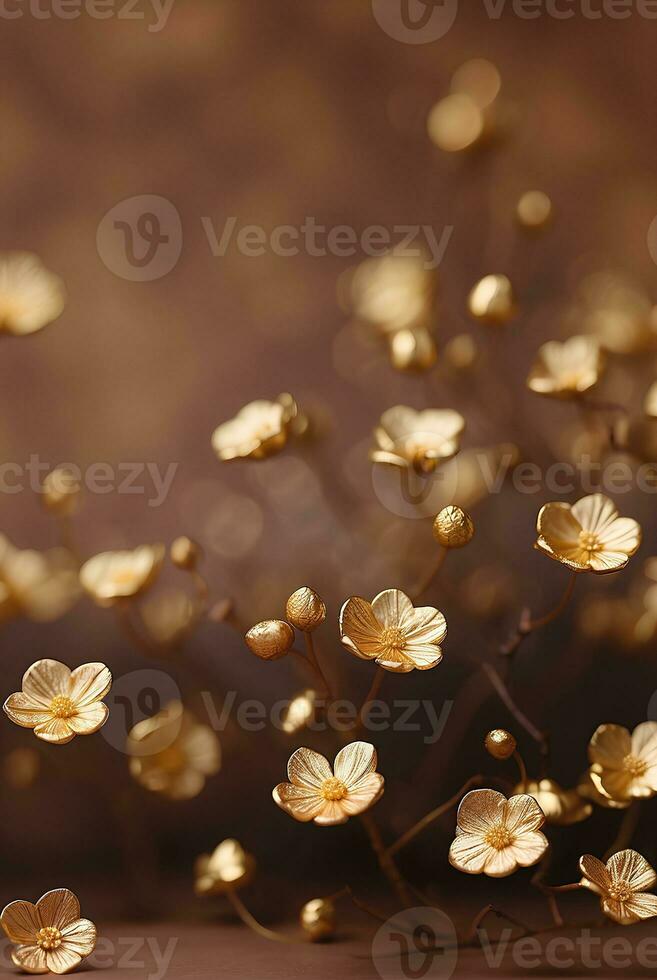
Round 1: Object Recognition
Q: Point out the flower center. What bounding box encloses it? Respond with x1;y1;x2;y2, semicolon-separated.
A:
608;881;633;903
321;777;347;802
157;745;186;773
380;627;406;654
578;530;601;554
36;927;62;951
49;696;76;719
623;754;648;778
484;823;514;851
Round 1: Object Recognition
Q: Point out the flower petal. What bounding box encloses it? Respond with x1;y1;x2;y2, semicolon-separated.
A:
503;794;545;835
314;801;350;826
1;900;41;943
374;650;415;673
60;918;97;956
580;854;610;894
510;831;548;867
536;502;582;551
598;517;641;556
449;833;491;874
484;847;518;878
632;722;657;768
589;724;631;771
571;494;618;536
371;589;413;629
67;703;109;735
67;663;112;706
623;893;657;921
588;551;630;574
339;597;384;660
456;789;506;835
273;782;324;822
287;747;332;789
11;945;48;974
608;849;657;892
183;724;221;776
33;717;75;745
167;769;205;800
3;693;51;729
402;641;443;670
601;898;631;925
36;889;80;931
45;946;82;975
401;605;447;644
22;660;70;706
333;741;377;786
596;769;634;802
340;773;385;816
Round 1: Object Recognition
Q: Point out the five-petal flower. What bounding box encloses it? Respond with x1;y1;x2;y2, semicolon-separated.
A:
535;493;641;574
449;789;548;878
1;888;96;975
580;850;657;925
587;722;657;803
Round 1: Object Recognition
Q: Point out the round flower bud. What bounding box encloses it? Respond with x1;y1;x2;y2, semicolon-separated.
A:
285;587;326;632
433;506;475;549
170;536;201;570
468;274;516;325
41;467;80;517
245;620;295;661
485;729;517;761
300;898;336;942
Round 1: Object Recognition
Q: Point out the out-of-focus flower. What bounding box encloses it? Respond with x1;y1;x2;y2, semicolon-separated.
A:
0;536;80;623
3;747;40;789
451;58;501;109
580;851;657;925
286;587;326;632
245;620;295;660
141;589;199;646
282;690;318;735
587;722;657;803
41;468;81;517
644;382;657;418
389;326;437;372
4;660;111;746
513;779;592;825
340;589;446;673
1;888;96;975
449;789;548;877
516;191;552;231
568;271;657;355
80;544;164;606
577;593;642;649
170;536;201;570
370;405;465;474
428;93;485;152
444;333;478;370
527;336;604;398
468;275;516;325
349;252;435;333
195;840;255;896
211;394;299;461
0;252;65;336
484;729;516;761
578;770;631;810
128;701;221;800
300;898;336;942
614;416;657;464
462;564;515;620
273;742;384;826
432;505;475;549
535;493;641;574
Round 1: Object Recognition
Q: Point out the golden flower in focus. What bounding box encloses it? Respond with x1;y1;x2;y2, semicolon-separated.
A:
449;789;548;877
1;888;96;974
516;191;552;231
245;620;295;660
513;779;592;825
282;690;318;735
340;589;446;673
433;505;475;549
389;326;437;372
370;405;465;474
80;544;164;606
644;381;657;418
535;493;641;574
4;660;111;745
484;729;516;761
349;251;435;333
569;271;657;355
588;722;657;802
286;587;326;632
468;275;516;325
170;536;200;570
141;589;199;646
211;394;298;461
3;747;40;789
428;93;484;152
0;252;65;336
195;839;256;896
128;701;220;800
580;851;657;925
578;770;631;810
300;898;336;942
0;536;80;623
273;742;384;826
41;468;80;517
527;336;604;398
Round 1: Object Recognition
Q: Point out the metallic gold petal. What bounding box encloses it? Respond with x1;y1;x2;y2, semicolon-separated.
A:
339;597;384;659
456;789;506;835
333;741;377;786
67;703;109;735
45;946;82;975
273;782;325;822
36;890;80;931
1;900;41;943
449;833;491;874
314;801;350;826
22;660;70;706
374;650;415;673
3;693;51;729
371;589;413;629
588;724;632;771
503;794;545;834
601;898;631;925
571;493;618;536
11;945;48;974
587;551;630;574
631;721;657;767
287;747;332;789
608;849;657;892
67;663;112;706
401;606;447;644
623;893;657;921
597;769;635;802
536;502;582;552
483;847;518;878
33;717;75;745
509;831;548;867
598;517;642;555
402;641;443;670
579;854;610;894
60;919;97;957
340;772;384;816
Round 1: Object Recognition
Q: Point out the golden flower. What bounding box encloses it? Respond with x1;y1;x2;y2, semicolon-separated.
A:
484;729;517;761
194;839;256;896
128;701;221;800
568;270;657;355
535;493;641;574
0;536;80;624
300;898;336;942
516;191;552;231
433;505;475;549
273;742;384;826
245;620;295;660
468;275;516;325
340;589;446;673
580;850;657;925
445;333;478;371
513;779;592;826
451;58;501;110
41;468;81;517
578;770;631;811
286;587;326;632
370;405;465;474
389;327;437;372
79;544;164;606
4;660;111;745
282;690;318;734
0;252;65;336
170;536;201;570
644;381;657;418
1;888;96;975
140;589;199;647
527;336;604;398
211;394;298;461
428;93;485;153
588;722;657;802
449;789;548;877
349;252;435;333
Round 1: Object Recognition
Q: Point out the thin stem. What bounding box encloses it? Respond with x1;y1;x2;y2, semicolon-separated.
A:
356;666;385;731
411;547;447;602
359;812;413;906
604;800;641;860
386;775;484;857
190;569;210;611
464;904;531;946
302;632;334;702
480;662;548;755
513;750;528;788
500;572;577;656
226;891;301;944
115;601;162;657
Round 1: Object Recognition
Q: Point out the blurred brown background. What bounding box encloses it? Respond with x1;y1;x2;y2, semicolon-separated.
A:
2;0;657;927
